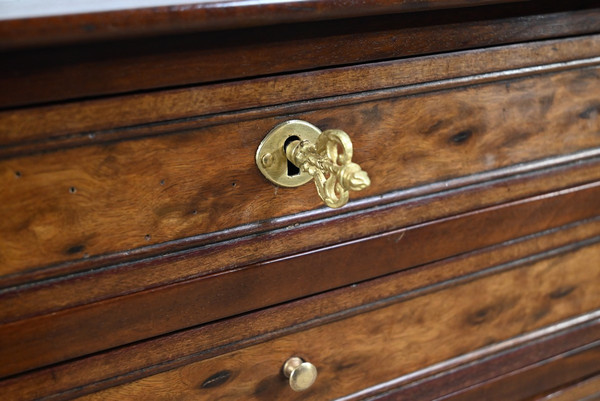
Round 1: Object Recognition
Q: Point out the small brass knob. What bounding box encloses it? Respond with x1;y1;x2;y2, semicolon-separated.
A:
282;356;318;391
256;120;371;208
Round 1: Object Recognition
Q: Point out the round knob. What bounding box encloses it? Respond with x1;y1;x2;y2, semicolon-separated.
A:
282;356;318;391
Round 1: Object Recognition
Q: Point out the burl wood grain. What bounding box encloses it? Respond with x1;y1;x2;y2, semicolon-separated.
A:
1;182;598;379
3;160;598;323
2;64;600;280
4;34;600;149
2;216;598;400
75;242;600;400
1;1;599;107
1;151;597;321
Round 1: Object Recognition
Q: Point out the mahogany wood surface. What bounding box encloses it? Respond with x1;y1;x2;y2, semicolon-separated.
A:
1;1;599;107
0;0;524;49
0;156;597;327
1;181;599;379
72;242;600;400
3;217;598;400
346;317;600;401
2;62;600;283
0;214;599;399
1;2;599;399
0;219;597;399
3;34;600;152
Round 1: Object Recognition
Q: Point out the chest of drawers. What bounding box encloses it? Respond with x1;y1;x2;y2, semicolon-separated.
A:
1;1;599;399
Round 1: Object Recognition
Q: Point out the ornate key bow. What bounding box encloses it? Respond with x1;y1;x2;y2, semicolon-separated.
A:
285;129;370;208
256;120;371;208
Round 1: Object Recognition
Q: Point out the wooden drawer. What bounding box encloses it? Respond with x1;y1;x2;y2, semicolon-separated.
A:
4;209;600;400
48;237;600;400
2;1;599;108
2;32;600;382
1;2;600;400
1;179;599;379
2;35;600;286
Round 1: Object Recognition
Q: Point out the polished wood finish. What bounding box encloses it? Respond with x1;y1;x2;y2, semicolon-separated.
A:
3;164;599;325
373;341;600;401
1;2;599;399
2;150;597;320
73;241;600;400
534;374;600;401
3;61;600;283
2;33;600;152
0;0;524;49
2;182;598;378
3;217;598;400
1;1;600;108
442;344;600;401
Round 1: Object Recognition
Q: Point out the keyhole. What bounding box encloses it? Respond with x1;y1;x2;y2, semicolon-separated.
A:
283;135;301;176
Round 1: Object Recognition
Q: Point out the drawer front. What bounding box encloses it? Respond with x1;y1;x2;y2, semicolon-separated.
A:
2;34;600;382
1;181;599;379
2;4;600;401
2;35;600;286
3;205;599;400
74;241;600;400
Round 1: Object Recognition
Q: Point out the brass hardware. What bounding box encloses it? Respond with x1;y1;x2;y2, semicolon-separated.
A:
282;357;318;391
256;120;370;208
256;120;321;188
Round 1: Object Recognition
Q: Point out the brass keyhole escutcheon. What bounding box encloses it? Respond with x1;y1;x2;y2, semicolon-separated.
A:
256;120;371;208
256;120;321;188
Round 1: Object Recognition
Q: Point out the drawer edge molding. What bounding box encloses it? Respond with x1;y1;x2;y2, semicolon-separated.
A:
0;0;525;50
1;218;599;381
0;35;600;152
3;239;600;400
3;60;600;281
49;244;600;400
2;3;599;108
354;327;600;401
2;33;600;152
1;158;599;318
